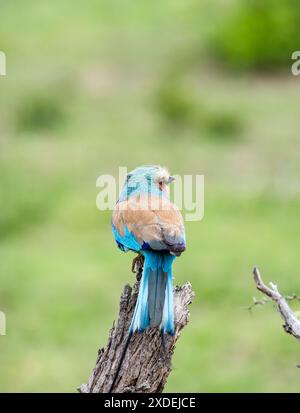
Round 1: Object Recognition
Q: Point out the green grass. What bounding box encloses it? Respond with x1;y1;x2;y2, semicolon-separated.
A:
0;0;300;392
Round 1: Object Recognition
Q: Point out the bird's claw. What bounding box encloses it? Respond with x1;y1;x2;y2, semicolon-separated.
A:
131;254;144;274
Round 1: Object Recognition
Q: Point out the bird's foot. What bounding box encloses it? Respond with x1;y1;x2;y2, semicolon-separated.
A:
131;253;144;275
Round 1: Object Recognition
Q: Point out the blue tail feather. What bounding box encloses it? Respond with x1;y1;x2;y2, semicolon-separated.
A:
162;269;174;335
129;251;175;335
129;264;149;333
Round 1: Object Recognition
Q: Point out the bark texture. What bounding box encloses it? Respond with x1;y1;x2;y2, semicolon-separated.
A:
79;262;194;393
253;267;300;342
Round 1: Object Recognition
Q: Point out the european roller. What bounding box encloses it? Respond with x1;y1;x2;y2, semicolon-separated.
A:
109;165;186;391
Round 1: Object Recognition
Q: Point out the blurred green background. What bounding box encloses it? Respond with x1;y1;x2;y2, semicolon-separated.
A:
1;0;300;392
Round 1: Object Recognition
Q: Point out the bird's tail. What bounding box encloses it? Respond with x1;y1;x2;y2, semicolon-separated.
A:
129;250;175;335
109;251;175;392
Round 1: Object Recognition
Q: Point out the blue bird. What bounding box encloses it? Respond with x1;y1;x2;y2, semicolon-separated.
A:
109;165;186;391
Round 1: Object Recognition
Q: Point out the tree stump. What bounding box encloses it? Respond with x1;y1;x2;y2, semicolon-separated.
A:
79;262;194;393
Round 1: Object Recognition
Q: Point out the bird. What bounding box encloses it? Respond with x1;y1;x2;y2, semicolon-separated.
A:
109;165;186;391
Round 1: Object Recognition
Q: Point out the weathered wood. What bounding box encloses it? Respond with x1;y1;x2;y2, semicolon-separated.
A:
253;267;300;342
79;262;194;393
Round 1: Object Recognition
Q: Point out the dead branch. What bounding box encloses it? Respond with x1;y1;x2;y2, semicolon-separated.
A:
252;267;300;342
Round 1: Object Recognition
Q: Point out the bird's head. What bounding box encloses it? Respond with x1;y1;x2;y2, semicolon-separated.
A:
125;165;175;196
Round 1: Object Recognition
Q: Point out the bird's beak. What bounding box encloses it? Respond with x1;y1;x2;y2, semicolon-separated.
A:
167;176;175;184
